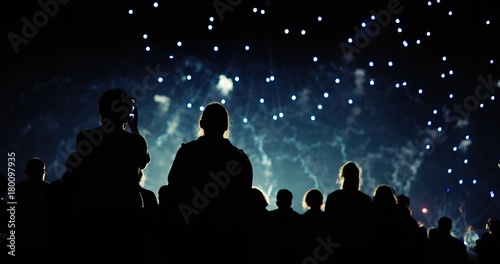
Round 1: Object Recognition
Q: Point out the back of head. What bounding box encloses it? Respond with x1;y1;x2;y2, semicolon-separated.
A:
198;102;230;138
373;184;397;206
397;194;410;207
276;189;293;208
98;88;132;125
303;188;323;210
438;216;453;233
25;157;46;180
250;187;269;210
338;161;361;190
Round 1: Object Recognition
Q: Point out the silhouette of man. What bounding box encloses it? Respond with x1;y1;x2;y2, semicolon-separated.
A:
427;216;470;264
163;102;253;264
269;189;300;263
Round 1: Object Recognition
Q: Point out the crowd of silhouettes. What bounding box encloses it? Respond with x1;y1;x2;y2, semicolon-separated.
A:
1;88;499;263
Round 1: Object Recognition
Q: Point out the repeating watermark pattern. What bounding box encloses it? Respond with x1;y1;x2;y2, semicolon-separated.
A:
212;0;244;22
178;159;242;225
301;234;340;264
340;0;404;63
7;0;71;54
6;152;17;256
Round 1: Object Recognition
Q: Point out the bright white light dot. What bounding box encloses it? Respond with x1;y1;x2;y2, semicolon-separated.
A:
313;56;318;62
361;22;366;27
199;106;205;111
260;98;264;103
403;40;408;47
464;159;469;164
395;18;400;24
145;46;151;51
128;9;133;15
348;99;353;104
397;28;403;33
260;9;265;15
348;38;353;43
266;77;270;83
301;29;306;35
449;93;454;99
418;89;423;94
284;29;290;34
459;179;463;184
291;95;297;100
441;73;446;78
491;95;495;100
486;20;491;25
187;75;192;80
270;76;275;81
317;16;322;22
433;109;438;114
448;11;453;16
448;169;452;174
426;144;431;150
453;146;457;151
371;15;376;20
317;104;323;110
480;103;485;108
187;103;192;108
153;2;158;8
234;76;239;82
490;191;495;198
437;127;442;132
427;31;431;36
245;45;250;51
169;55;174;59
279;112;284;118
208;25;213;30
395;83;400;88
214;46;218;51
370;80;375;85
335;78;340;84
402;82;407;86
465;135;470;140
427;1;432;6
369;61;374;67
449;70;454;75
427;121;432;126
490;59;494;64
221;99;226;104
273;115;277;120
473;179;477;184
143;34;148;39
310;115;316;121
323;92;329;98
252;7;258;13
388;61;393;66
209;17;214;22
442;56;447;61
158;77;163;83
177;41;182;47
416;39;421;44
243;118;248;123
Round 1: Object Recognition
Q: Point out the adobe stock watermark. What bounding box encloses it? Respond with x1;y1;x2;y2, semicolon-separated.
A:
404;74;499;167
301;234;340;264
212;0;244;21
7;0;70;54
340;0;403;63
50;64;168;178
178;159;242;225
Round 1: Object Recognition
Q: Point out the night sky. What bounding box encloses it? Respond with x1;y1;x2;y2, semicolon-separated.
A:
2;0;500;236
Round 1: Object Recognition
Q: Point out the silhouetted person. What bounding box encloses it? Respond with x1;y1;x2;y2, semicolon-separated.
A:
475;219;500;264
324;161;374;263
396;194;428;264
269;188;300;263
427;216;470;264
137;170;161;261
294;188;330;264
16;157;49;257
163;102;253;264
51;89;151;259
372;184;412;264
245;187;282;264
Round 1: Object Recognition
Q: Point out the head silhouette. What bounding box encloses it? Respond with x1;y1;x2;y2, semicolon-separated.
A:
338;161;362;190
25;157;46;181
276;189;293;208
373;184;397;206
437;216;453;233
249;187;269;210
302;188;323;211
198;102;230;138
98;88;133;127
